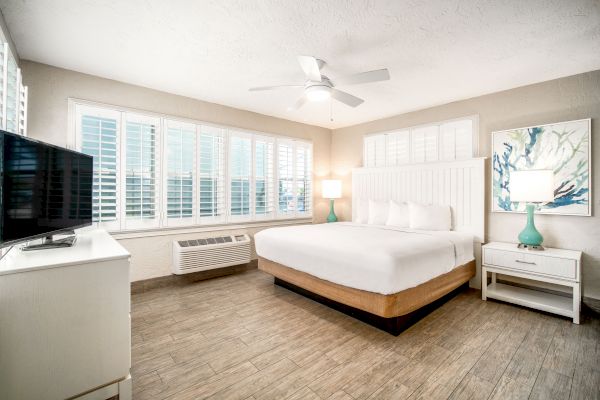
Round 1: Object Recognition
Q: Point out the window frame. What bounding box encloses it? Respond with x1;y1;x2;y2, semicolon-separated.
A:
70;98;313;233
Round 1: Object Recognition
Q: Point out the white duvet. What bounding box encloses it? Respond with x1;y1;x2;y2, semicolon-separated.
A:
254;222;474;295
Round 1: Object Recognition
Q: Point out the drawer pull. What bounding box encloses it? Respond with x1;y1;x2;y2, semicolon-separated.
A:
516;260;536;265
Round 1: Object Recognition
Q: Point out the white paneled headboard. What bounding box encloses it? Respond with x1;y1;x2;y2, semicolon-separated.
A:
352;158;486;243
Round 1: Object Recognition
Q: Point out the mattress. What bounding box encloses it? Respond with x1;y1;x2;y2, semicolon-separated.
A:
254;222;474;295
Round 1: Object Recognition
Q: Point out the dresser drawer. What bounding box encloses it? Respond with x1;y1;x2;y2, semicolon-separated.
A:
483;248;576;280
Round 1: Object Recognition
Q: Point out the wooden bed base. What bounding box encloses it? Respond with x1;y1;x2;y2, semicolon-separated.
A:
258;257;476;335
274;277;469;336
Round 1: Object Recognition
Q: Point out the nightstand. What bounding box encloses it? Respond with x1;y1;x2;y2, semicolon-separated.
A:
482;242;582;324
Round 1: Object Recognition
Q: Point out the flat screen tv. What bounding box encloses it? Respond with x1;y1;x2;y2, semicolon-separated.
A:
0;130;93;248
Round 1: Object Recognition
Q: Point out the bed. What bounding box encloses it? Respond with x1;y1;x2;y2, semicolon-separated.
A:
256;158;485;335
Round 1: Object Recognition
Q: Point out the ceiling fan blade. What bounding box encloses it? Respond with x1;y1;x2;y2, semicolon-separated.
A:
290;95;307;110
297;55;322;82
335;68;390;86
249;84;304;91
331;89;364;107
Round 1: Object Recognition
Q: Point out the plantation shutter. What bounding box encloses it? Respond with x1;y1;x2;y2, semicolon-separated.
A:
18;76;27;136
198;125;225;223
386;130;410;166
363;134;386;167
411;125;439;163
4;56;17;133
164;120;195;226
440;119;474;161
122;113;160;229
76;105;121;230
365;117;476;167
295;142;313;217
229;131;252;220
0;43;6;128
0;40;27;136
277;140;295;217
74;101;314;231
254;135;275;219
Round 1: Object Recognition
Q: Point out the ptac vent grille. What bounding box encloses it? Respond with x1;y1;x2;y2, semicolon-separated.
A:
172;234;251;275
177;236;233;247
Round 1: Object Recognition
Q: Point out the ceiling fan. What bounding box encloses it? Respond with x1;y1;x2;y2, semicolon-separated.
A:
249;56;390;110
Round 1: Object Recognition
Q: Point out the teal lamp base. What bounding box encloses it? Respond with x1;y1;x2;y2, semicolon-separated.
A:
518;204;544;250
327;199;338;223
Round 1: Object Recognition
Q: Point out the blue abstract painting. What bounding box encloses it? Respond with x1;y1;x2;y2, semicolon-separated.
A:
492;119;591;216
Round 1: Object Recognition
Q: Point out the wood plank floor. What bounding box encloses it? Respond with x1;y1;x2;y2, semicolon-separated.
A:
131;269;600;400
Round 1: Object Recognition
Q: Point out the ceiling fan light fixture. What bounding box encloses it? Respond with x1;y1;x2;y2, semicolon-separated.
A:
306;85;331;102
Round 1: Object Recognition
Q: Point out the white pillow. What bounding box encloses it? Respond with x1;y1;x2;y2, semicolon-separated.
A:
368;200;389;225
353;198;369;224
386;200;409;227
408;202;451;231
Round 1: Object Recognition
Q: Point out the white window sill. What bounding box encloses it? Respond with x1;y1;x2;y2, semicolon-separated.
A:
109;218;313;240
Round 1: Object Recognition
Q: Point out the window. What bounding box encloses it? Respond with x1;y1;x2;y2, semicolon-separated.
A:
73;101;313;231
277;141;294;216
439;119;474;161
385;130;410;166
363;134;386;167
198;126;225;223
0;41;27;135
5;56;17;133
164;120;195;225
411;125;439;163
277;139;312;217
229;132;252;219
295;143;312;216
122;114;160;229
363;116;478;167
254;136;274;219
76;106;120;230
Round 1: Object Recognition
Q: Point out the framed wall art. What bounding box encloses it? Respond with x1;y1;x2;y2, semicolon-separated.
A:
492;118;591;216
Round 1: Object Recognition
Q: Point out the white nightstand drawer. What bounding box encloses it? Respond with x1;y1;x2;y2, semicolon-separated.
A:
484;248;576;279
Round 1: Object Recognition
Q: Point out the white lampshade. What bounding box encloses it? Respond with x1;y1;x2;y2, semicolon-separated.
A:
322;180;342;199
510;170;554;202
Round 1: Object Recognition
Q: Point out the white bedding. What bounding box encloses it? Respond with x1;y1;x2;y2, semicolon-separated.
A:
254;222;474;295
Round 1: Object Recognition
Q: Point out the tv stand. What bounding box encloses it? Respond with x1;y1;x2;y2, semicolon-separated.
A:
0;229;132;400
22;234;77;251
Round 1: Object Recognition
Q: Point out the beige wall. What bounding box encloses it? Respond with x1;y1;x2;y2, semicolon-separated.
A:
331;70;600;299
21;61;332;281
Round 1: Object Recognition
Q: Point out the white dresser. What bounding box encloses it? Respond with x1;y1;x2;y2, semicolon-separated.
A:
0;229;132;400
482;242;582;323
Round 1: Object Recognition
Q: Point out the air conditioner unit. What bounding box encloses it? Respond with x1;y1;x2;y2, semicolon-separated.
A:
172;234;251;275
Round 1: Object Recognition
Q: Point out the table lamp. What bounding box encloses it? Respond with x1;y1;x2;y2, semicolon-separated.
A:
510;170;554;250
322;180;342;223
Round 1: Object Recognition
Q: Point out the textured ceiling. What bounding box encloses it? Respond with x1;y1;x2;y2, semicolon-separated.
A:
2;0;600;129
